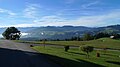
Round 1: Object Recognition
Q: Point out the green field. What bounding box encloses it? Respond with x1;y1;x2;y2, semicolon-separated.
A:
15;38;120;67
17;38;120;49
32;46;120;67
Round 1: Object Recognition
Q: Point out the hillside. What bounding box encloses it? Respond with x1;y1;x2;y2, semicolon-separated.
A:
24;26;93;40
22;25;120;40
0;25;120;40
95;25;120;34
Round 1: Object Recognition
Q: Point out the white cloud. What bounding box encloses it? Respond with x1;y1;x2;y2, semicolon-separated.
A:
33;9;120;27
0;23;36;28
33;15;67;23
1;9;120;27
68;10;120;26
23;4;40;18
0;8;16;16
82;1;99;9
2;9;120;28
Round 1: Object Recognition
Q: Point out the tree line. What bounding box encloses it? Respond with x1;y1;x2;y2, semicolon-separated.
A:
56;32;120;41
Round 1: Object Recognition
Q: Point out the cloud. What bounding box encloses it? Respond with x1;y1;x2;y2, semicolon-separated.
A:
1;9;120;28
2;9;120;28
82;1;99;9
56;8;98;16
33;9;120;27
23;4;40;19
0;8;16;16
68;10;120;27
0;23;36;28
12;23;36;27
33;15;67;23
0;1;120;27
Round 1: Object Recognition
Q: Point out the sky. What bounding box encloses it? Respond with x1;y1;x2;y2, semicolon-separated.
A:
0;0;120;27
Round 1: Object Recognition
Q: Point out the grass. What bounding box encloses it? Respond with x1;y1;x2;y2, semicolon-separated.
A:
15;38;120;66
32;46;120;67
16;38;120;49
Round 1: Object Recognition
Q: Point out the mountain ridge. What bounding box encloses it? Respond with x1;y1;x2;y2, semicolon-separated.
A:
0;25;120;40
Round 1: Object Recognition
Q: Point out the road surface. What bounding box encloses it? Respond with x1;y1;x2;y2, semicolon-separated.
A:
0;40;60;67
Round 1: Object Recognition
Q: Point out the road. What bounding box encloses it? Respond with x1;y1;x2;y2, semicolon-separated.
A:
0;40;60;67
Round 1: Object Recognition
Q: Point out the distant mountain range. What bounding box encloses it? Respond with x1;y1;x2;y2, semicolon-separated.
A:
0;25;120;40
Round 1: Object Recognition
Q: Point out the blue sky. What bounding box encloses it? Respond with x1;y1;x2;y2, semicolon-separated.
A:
0;0;120;27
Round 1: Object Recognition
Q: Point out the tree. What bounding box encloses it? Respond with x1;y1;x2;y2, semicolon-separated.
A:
82;33;93;41
94;32;110;39
2;27;21;40
111;33;120;39
81;45;94;58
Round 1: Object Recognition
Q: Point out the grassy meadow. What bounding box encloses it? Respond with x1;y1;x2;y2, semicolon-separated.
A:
32;46;120;67
15;38;120;67
17;38;120;49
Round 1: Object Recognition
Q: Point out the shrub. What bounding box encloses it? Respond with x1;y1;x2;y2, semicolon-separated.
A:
64;46;70;52
81;45;94;58
30;45;33;47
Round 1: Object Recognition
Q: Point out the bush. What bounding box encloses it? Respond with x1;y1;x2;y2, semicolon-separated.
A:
81;45;94;58
64;46;70;52
30;45;33;47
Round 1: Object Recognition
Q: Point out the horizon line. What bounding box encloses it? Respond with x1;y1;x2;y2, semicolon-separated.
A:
0;24;120;28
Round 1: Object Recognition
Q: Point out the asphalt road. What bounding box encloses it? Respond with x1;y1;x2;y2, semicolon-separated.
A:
0;40;60;67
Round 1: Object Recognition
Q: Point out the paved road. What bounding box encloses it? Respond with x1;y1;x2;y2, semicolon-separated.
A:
0;40;60;67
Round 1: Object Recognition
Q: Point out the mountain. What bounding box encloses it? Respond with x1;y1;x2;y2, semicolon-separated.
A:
94;25;120;34
24;26;93;40
20;25;120;40
0;25;120;40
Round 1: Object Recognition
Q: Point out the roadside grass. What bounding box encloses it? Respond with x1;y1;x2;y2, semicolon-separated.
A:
16;38;120;49
32;46;120;67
